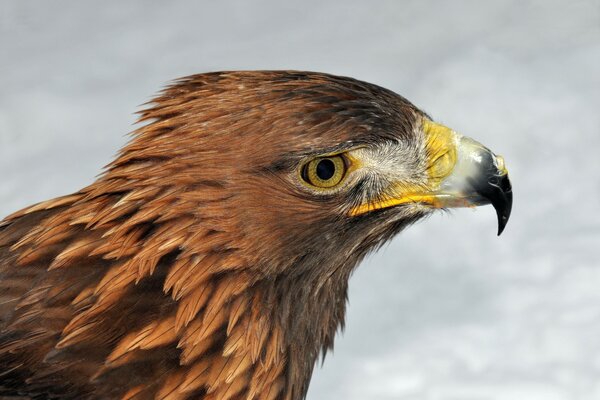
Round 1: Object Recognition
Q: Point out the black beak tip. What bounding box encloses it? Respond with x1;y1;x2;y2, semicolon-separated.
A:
465;149;513;236
493;175;512;236
495;198;511;236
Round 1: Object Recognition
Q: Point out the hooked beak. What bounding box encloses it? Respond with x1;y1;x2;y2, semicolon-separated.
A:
436;134;513;235
350;119;513;235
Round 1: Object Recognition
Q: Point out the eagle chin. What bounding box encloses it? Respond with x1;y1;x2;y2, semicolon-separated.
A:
0;71;511;399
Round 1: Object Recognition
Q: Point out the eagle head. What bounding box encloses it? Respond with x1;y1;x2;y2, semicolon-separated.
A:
0;71;511;399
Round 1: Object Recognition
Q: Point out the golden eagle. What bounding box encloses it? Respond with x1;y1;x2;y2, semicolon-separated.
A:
0;71;512;399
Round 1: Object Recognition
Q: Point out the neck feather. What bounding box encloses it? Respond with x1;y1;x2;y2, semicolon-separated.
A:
1;185;351;399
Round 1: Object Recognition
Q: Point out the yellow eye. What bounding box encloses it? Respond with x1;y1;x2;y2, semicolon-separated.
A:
302;155;347;189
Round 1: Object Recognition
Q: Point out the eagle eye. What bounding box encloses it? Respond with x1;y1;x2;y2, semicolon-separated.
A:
301;155;347;189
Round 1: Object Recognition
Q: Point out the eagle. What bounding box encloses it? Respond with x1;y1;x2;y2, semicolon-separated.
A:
0;71;512;399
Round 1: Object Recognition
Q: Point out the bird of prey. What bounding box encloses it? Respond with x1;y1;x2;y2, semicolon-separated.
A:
0;71;512;399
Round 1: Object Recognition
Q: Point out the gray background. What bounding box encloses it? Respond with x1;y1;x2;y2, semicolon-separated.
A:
1;1;599;399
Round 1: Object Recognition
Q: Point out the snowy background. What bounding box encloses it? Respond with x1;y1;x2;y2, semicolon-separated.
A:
1;1;599;399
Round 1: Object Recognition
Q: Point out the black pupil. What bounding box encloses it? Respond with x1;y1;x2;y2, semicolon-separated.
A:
316;159;336;180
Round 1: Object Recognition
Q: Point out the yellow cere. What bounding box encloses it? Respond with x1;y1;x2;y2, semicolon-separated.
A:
349;119;459;216
422;119;458;187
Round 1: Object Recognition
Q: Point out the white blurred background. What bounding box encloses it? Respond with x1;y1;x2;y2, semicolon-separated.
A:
1;1;599;399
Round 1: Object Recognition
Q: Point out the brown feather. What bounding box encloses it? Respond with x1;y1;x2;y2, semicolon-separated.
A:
0;71;426;399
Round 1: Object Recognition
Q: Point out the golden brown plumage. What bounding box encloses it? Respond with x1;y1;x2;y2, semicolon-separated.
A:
0;71;511;399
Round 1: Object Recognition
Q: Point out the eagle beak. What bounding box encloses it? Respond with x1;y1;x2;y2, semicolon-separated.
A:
432;133;513;235
350;120;513;235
